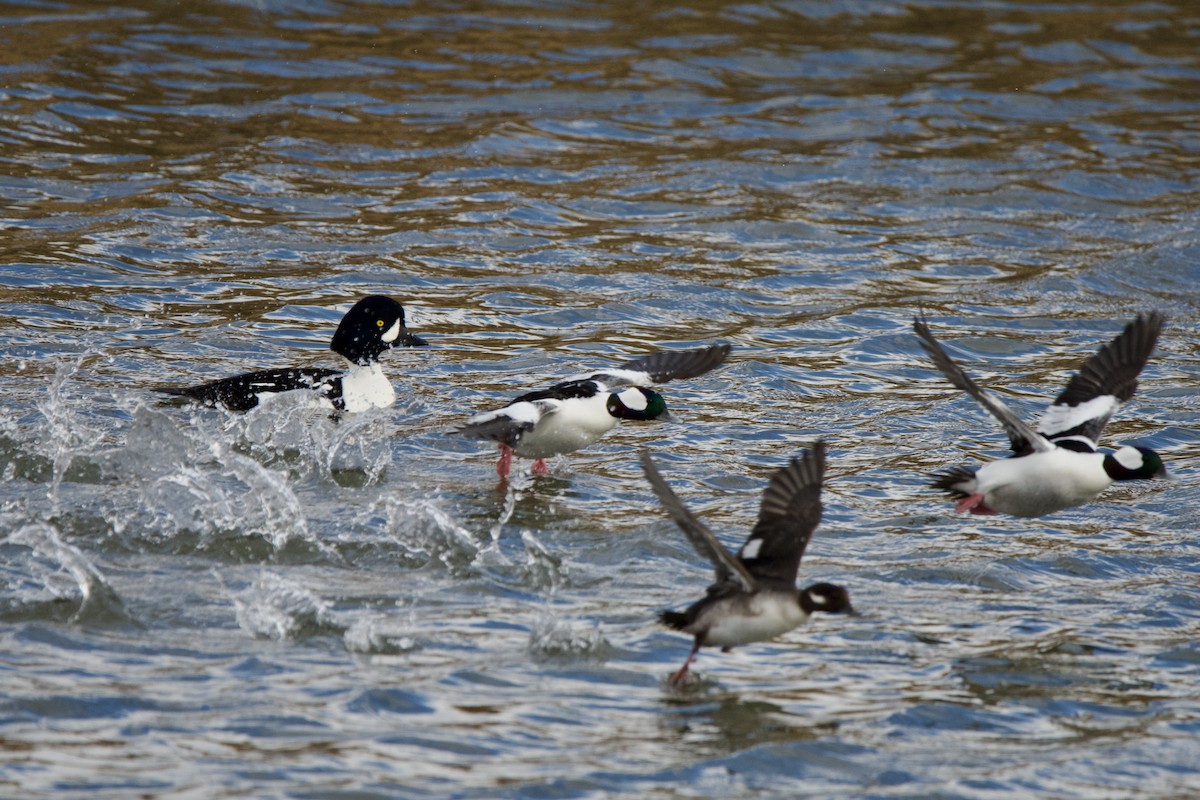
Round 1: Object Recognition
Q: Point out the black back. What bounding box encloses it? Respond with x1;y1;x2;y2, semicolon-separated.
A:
158;367;342;412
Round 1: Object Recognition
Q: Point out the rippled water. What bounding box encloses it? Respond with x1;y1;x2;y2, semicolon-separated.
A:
3;0;1200;797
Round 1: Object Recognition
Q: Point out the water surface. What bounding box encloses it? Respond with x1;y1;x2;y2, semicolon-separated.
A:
2;0;1200;797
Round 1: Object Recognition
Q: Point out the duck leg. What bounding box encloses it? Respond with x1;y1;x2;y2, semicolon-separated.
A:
496;444;514;480
955;494;997;515
668;638;702;686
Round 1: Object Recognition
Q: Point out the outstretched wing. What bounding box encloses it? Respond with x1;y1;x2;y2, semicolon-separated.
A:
157;367;342;412
1037;312;1165;451
640;451;756;593
579;343;731;390
913;316;1052;455
737;441;826;588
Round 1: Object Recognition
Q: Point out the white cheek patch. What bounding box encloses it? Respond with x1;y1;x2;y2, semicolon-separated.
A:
380;319;401;343
1114;446;1144;471
740;538;763;560
616;388;647;411
809;593;829;607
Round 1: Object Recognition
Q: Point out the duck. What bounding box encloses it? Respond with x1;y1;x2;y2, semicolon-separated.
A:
642;441;854;686
158;295;427;412
914;312;1169;518
454;344;731;479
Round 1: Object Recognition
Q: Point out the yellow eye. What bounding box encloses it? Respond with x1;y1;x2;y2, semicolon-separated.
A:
376;319;385;327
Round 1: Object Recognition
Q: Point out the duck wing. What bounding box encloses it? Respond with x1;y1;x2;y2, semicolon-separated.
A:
1037;312;1165;451
640;451;756;593
453;386;573;448
914;316;1052;456
737;441;826;588
579;344;731;389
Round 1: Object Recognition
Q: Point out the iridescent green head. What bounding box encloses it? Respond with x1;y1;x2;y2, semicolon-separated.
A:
1104;446;1170;481
607;387;668;421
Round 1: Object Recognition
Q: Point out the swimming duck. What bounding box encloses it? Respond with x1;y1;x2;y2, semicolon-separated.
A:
158;295;427;412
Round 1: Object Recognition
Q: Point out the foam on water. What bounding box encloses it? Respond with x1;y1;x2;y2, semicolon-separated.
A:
1;1;1199;797
226;570;339;641
5;522;129;625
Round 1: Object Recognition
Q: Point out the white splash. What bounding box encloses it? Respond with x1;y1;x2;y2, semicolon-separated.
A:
528;609;607;660
228;570;335;641
8;522;125;623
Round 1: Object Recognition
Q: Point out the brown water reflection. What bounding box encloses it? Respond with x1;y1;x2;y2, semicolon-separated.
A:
1;0;1199;798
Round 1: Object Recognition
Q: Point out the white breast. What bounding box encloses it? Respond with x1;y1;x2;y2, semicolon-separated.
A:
339;364;396;412
697;591;809;649
515;393;617;458
978;448;1111;517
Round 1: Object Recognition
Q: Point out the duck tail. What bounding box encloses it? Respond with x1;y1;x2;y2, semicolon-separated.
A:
658;610;690;631
929;466;976;499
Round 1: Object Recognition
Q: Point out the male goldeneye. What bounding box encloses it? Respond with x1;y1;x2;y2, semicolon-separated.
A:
158;295;428;412
914;312;1168;518
642;441;854;686
454;344;731;479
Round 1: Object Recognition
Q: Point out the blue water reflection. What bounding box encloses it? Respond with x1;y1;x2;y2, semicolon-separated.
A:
1;0;1198;797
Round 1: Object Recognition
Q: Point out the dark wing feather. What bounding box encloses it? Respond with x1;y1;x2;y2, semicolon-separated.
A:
452;379;600;447
510;378;603;404
157;367;342;412
1038;312;1165;446
737;441;825;587
453;397;558;448
616;343;731;383
640;451;756;593
913;315;1052;455
586;344;731;389
452;414;537;448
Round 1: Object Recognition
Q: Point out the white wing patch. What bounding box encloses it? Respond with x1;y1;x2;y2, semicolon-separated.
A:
509;400;554;425
739;538;763;560
466;400;547;428
1038;395;1118;438
564;368;651;388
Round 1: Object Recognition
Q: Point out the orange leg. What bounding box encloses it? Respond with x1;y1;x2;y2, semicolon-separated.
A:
668;639;702;686
496;444;514;480
531;458;551;477
955;494;997;515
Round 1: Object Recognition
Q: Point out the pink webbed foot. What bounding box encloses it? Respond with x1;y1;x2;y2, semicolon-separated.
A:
954;493;997;515
667;641;701;686
668;663;691;686
496;445;514;480
531;458;552;477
